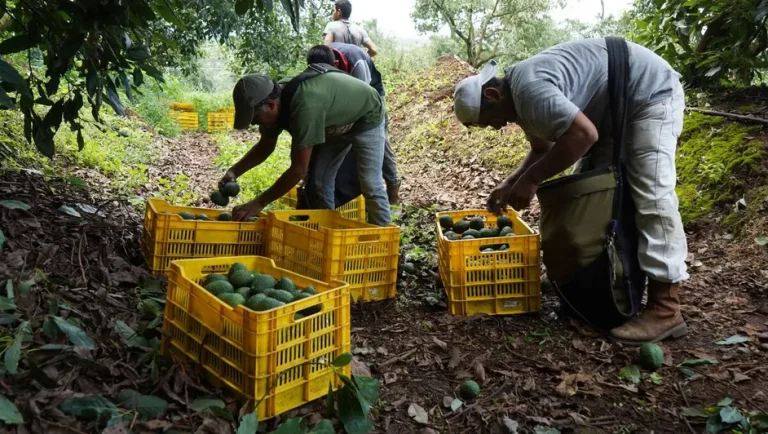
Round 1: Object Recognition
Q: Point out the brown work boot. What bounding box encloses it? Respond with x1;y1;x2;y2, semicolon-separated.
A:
386;181;401;205
610;280;688;345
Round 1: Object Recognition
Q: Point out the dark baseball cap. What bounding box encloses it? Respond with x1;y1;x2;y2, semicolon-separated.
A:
233;74;275;130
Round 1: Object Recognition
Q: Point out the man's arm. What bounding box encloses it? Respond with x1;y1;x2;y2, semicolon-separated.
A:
324;33;334;45
255;147;312;207
363;40;379;57
506;135;553;184
521;112;598;185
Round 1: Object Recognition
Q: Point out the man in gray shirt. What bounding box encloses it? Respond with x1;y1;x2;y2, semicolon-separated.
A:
453;39;688;345
323;0;379;57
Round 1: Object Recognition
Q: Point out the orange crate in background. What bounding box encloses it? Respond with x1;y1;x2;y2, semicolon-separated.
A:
436;209;541;316
141;198;265;274
266;210;399;302
161;256;351;420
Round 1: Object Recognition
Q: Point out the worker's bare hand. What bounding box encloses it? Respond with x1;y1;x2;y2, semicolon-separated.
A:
506;175;538;211
219;169;236;191
487;180;515;216
233;200;264;222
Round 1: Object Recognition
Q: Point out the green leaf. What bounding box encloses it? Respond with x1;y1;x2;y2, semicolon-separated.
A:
326;380;334;418
337;385;373;434
0;314;16;325
353;376;380;405
0;395;24;424
116;389;168;419
534;427;561;434
680;358;718;367
118;71;133;104
679;367;697;378
151;0;187;30
0;296;16;311
189;398;226;413
309;419;335;434
104;87;125;116
619;365;641;384
755;236;768;247
0;87;15;109
52;316;94;349
0;58;33;99
114;320;150;348
17;280;35;293
4;321;28;374
720;407;744;424
649;373;663;385
60;395;118;420
272;418;308;434
706;415;726;434
235;0;254;15
716;336;751;346
5;280;12;299
332;352;353;367
126;46;152;62
58;205;82;218
237;411;258;434
0;200;31;211
0;35;33;55
718;398;733;407
133;67;144;87
450;398;463;412
682;406;709;418
34;344;72;352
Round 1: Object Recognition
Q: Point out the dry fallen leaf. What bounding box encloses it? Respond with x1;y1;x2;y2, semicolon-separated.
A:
572;338;588;353
733;372;751;383
502;416;519;433
475;362;487;383
443;396;454;408
384;372;398;384
523;376;536;392
448;347;462;369
408;403;429;425
352;358;371;377
432;336;448;352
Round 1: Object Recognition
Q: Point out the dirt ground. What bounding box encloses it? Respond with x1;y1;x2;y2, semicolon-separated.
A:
1;59;767;434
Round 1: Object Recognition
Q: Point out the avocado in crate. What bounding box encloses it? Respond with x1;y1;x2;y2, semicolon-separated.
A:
162;256;351;420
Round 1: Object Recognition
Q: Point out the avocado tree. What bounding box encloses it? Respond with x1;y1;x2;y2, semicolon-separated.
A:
0;0;305;157
632;0;768;86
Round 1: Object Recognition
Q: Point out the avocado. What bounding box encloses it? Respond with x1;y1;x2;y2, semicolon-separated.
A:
469;217;485;231
453;221;470;234
482;248;495;253
439;215;454;229
247;216;259;222
235;287;252;299
403;262;417;274
479;228;500;238
252;274;276;291
220;182;241;198
459;380;481;400
443;231;459;241
498;244;510;251
218;293;246;307
275;277;296;292
253;297;285;312
205;273;228;285
500;226;515;237
218;212;233;222
303;286;317;295
639;343;664;371
228;263;249;277
245;294;267;310
179;212;196;220
497;215;513;229
206;280;234;296
287;289;302;300
462;235;476;240
463;229;482;238
268;289;294;304
211;191;229;207
293;292;313;302
229;270;254;289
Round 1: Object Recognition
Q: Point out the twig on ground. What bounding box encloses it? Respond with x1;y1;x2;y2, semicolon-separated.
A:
678;382;697;434
685;107;768;125
380;348;418;367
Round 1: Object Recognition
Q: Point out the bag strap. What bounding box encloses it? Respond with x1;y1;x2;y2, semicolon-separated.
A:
278;63;344;130
605;36;630;232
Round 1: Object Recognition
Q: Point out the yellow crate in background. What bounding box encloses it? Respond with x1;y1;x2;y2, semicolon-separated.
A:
207;112;235;133
170;102;195;111
168;111;199;130
141;198;265;274
217;106;235;112
266;210;399;302
277;185;367;223
161;256;351;420
436;209;541;316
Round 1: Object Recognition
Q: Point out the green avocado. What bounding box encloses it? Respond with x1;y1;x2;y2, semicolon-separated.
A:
459;380;481;400
205;273;228;285
228;263;249;277
206;280;234;296
302;286;317;295
252;274;277;291
497;215;513;229
462;235;476;240
196;214;210;221
639;343;664;371
463;229;482;238
268;289;294;304
235;287;252;299
443;231;459;241
211;191;229;207
453;221;471;234
218;293;246;307
229;270;254;288
500;226;515;237
439;215;454;229
469;217;485;231
246;294;267;310
479;228;500;238
179;212;196;220
218;212;233;221
275;277;296;292
252;297;285;312
220;182;241;198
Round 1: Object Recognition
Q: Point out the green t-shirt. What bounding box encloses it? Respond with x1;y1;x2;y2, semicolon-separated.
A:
287;72;385;149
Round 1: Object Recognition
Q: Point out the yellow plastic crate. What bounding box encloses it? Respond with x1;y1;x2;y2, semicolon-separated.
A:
168;111;199;129
436;209;541;316
141;198;265;274
161;256;350;420
207;112;234;133
170;102;195;111
266;210;400;302
277;185;367;223
217;106;235;112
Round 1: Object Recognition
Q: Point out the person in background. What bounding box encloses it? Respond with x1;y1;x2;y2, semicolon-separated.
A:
306;44;401;204
323;0;379;57
452;39;689;344
222;70;391;226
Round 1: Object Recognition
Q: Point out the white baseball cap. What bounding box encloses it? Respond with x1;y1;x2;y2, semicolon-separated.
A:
453;60;499;125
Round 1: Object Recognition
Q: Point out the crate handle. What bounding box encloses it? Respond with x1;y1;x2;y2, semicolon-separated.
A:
357;234;380;243
288;215;311;222
295;303;324;321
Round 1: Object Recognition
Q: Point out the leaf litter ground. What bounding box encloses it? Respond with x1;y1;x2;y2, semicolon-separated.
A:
1;59;767;433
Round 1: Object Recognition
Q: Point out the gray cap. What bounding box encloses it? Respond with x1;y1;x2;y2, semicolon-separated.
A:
453;60;498;125
233;74;275;129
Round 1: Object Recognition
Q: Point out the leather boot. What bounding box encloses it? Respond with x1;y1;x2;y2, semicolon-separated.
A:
386;181;401;205
610;280;688;345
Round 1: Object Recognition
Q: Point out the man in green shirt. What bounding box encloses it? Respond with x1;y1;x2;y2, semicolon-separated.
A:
221;70;391;226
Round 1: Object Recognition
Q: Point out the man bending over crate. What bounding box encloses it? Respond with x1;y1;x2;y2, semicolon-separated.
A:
221;69;391;226
452;39;688;345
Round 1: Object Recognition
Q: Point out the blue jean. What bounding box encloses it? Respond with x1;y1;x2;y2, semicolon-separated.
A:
382;114;399;186
311;122;391;226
